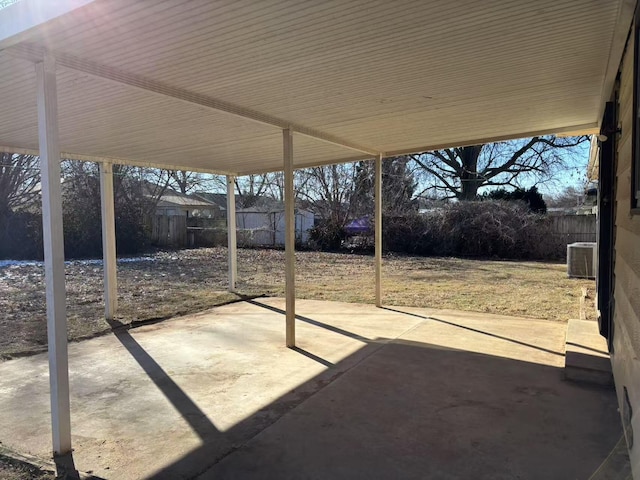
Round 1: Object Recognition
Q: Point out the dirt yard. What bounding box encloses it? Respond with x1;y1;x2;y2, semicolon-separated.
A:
0;454;54;480
0;247;595;359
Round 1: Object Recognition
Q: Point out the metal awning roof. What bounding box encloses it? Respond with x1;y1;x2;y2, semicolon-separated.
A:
0;0;634;175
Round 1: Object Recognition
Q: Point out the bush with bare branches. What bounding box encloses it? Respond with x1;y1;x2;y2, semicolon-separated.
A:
383;201;564;260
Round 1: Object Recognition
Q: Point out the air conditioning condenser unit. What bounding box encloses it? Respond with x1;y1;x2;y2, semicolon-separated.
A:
567;242;597;279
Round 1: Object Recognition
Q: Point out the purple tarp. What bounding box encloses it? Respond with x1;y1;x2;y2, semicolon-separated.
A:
345;217;371;235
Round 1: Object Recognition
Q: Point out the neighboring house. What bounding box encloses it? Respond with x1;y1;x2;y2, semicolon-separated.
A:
195;192;315;246
195;192;279;210
236;205;314;246
153;189;222;218
194;192;230;211
546;206;568;216
547;189;598;216
589;11;640;475
147;189;221;247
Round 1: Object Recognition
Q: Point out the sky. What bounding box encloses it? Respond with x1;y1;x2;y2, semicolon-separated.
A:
517;140;592;198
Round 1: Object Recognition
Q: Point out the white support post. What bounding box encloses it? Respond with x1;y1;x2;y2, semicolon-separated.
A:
226;175;237;291
36;55;72;455
283;128;296;347
375;154;383;308
100;162;117;320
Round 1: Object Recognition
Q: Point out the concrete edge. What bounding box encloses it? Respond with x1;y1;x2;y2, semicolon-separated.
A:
0;294;266;362
564;318;614;387
0;445;103;480
0;444;56;474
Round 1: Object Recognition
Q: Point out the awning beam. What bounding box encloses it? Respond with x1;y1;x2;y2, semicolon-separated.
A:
8;44;382;159
0;145;236;176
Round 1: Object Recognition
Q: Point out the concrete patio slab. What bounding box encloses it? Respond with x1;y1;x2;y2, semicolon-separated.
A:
565;319;614;386
0;299;622;479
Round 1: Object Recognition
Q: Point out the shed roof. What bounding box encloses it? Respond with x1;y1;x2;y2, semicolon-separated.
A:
155;189;219;209
0;0;633;175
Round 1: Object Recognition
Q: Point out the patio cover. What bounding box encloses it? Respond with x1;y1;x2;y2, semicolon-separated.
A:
0;0;635;463
0;0;633;175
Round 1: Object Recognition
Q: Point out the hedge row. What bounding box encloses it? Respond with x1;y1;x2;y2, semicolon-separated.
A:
383;201;564;260
311;200;565;260
2;200;565;261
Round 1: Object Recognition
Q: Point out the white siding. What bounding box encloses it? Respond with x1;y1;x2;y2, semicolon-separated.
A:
236;209;313;246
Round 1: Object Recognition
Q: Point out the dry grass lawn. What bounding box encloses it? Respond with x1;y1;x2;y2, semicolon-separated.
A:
0;247;594;359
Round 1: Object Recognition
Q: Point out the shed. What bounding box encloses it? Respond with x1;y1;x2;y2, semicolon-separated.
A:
236;206;314;246
154;189;221;218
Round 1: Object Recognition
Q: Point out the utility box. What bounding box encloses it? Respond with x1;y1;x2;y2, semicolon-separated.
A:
567;242;597;279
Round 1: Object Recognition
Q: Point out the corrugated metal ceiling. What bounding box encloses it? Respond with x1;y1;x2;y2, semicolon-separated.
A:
0;0;632;174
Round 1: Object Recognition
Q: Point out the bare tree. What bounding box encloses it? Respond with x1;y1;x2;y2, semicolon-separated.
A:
234;173;285;207
546;185;588;209
0;153;40;216
411;136;588;200
167;170;218;195
297;163;358;227
349;158;418;217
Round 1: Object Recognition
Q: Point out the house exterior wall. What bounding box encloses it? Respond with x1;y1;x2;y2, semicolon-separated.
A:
609;21;640;476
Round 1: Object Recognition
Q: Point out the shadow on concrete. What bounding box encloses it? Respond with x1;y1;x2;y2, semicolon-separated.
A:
98;304;621;480
245;299;370;342
108;321;220;441
382;306;565;358
290;346;334;367
52;452;81;480
54;451;106;480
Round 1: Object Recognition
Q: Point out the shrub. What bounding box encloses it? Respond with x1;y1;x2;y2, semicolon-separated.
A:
62;167;150;258
383;214;435;255
1;166;152;260
309;220;347;251
190;227;227;248
382;201;563;260
0;211;44;260
483;186;547;214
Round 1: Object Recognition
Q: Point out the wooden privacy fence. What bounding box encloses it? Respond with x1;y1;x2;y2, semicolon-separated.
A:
150;215;187;247
549;214;596;244
149;213;596;249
